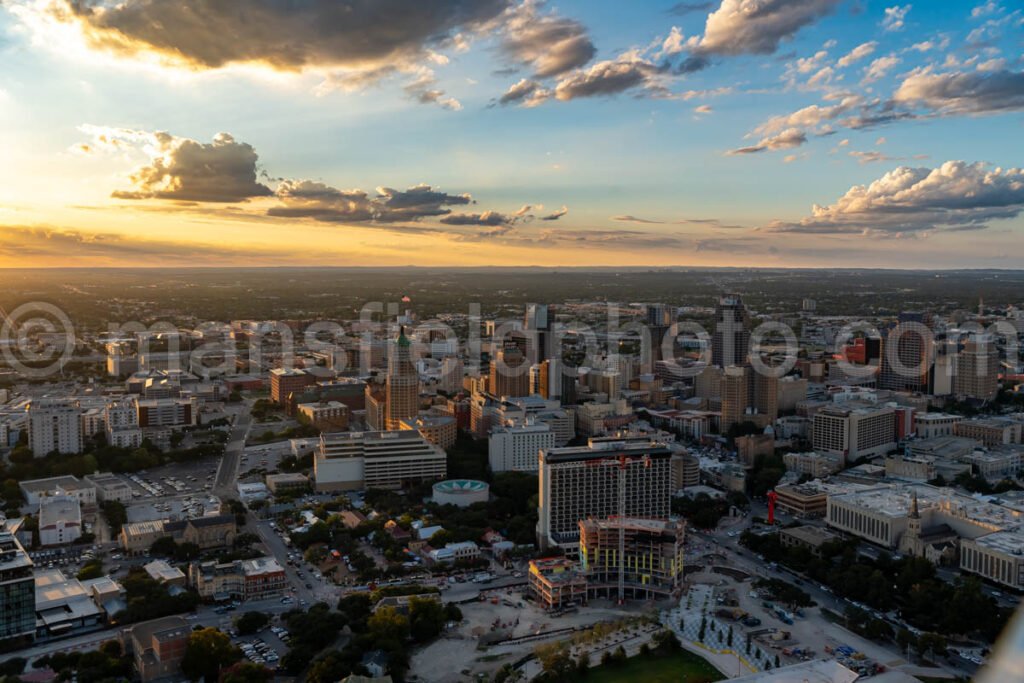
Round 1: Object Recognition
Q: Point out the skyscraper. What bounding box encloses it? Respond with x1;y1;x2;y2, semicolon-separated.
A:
955;335;999;401
385;327;419;430
0;528;35;644
524;303;553;363
753;370;779;422
720;366;750;432
643;303;672;370
879;317;933;393
538;438;673;553
712;295;751;368
490;345;530;398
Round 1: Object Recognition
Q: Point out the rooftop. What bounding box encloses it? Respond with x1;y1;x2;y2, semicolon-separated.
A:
19;475;83;493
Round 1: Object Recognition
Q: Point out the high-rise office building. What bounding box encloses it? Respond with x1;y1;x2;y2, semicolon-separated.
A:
879;318;932;393
538;438;673;552
524;303;553;363
385;327;419;430
644;304;672;367
0;528;35;644
753;368;779;421
712;295;751;368
720;366;750;432
490;345;530;398
955;335;999;401
28;399;82;456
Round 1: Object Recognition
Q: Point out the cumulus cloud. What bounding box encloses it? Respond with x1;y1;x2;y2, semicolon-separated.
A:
79;126;556;227
893;67;1024;114
403;71;462;110
552;54;663;101
688;0;842;57
495;78;550;106
82;127;274;203
752;95;864;136
862;55;900;84
440;210;516;226
498;0;595;78
970;1;1001;19
837;41;877;68
25;0;508;73
882;5;911;32
269;181;505;225
728;128;807;155
766;160;1024;234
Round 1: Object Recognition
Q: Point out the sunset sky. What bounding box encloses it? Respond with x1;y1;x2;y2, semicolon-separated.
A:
1;0;1023;268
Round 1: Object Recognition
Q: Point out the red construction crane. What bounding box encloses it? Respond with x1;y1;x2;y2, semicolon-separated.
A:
766;490;778;525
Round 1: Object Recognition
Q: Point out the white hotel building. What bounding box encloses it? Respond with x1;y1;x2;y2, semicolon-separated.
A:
488;420;556;473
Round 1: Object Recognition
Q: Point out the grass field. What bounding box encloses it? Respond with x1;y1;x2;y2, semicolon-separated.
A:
586;649;725;683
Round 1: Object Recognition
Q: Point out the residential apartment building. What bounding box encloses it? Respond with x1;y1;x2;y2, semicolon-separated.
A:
28;399;82;456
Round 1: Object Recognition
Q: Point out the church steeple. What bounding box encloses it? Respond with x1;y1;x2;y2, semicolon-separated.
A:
911;491;920;519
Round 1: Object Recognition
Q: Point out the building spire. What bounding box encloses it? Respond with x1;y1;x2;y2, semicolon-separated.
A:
911;491;920;519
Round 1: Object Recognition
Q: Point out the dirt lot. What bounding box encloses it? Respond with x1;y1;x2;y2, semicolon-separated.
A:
410;585;664;683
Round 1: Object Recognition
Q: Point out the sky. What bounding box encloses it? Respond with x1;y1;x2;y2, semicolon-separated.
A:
0;0;1022;269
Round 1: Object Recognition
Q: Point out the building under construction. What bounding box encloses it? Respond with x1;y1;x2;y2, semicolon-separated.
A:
579;517;685;602
527;557;588;611
528;517;685;609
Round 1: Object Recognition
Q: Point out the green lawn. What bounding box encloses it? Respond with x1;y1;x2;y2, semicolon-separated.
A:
586;649;725;683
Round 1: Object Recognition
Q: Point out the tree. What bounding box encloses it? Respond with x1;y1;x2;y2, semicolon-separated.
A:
181;628;241;682
576;651;590;675
367;606;410;645
220;661;273;683
235;611;269;636
307;650;351;683
76;559;104;581
408;597;446;642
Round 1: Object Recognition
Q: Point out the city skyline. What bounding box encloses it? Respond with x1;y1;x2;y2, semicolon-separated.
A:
1;0;1023;269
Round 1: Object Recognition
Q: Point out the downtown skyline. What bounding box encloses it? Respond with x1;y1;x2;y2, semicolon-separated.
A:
1;0;1023;269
